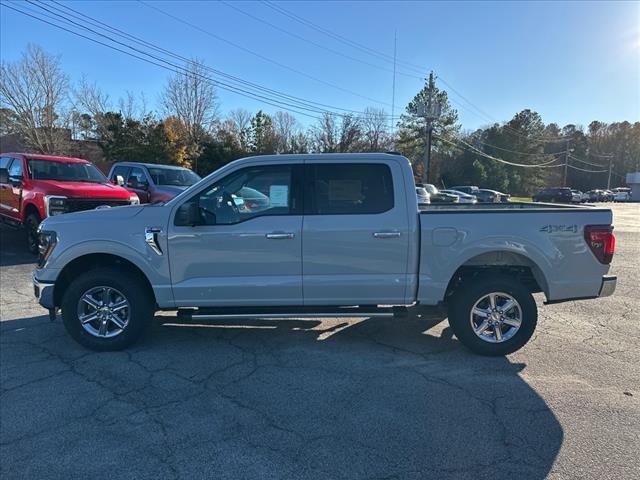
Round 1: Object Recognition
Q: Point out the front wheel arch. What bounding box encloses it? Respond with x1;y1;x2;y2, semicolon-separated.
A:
54;253;156;309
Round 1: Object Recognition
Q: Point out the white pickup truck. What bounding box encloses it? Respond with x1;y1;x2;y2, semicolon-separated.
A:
33;153;617;355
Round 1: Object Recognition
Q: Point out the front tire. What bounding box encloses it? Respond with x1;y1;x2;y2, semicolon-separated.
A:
447;275;537;356
62;268;154;351
25;213;41;255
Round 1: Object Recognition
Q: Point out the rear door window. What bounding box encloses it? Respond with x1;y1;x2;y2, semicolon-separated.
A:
305;163;394;215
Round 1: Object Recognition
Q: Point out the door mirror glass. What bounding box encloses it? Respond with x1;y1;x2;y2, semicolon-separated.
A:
0;168;7;184
115;175;125;186
175;201;202;226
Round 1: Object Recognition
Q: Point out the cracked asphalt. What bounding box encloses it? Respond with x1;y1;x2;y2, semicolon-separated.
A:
1;203;639;480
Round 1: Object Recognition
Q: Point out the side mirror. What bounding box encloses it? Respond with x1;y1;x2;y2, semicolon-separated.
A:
115;175;125;186
0;168;8;184
127;177;139;189
175;201;202;226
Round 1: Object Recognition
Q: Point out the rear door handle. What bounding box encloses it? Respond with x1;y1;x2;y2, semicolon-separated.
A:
373;231;401;239
266;232;295;240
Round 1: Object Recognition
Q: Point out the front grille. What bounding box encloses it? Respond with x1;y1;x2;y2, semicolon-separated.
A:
66;198;131;213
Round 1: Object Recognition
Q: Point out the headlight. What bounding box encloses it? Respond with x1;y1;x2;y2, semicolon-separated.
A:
44;195;67;216
129;194;140;205
38;230;57;268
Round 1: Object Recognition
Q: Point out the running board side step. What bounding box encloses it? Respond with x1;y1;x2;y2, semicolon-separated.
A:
177;306;408;321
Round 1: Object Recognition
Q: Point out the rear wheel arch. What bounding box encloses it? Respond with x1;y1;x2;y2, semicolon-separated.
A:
54;253;156;308
444;250;549;300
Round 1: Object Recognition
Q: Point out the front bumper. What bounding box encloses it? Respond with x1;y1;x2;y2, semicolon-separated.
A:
32;273;55;309
598;275;617;298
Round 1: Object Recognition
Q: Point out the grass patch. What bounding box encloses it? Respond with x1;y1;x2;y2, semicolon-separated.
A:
510;196;533;202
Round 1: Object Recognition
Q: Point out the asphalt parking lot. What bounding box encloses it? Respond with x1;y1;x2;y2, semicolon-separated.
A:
1;203;638;480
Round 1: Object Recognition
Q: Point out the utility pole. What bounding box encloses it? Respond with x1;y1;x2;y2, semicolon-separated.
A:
417;71;440;184
562;140;570;187
607;155;613;189
390;30;397;140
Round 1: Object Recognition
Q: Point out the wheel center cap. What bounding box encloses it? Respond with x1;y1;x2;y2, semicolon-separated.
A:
491;312;501;322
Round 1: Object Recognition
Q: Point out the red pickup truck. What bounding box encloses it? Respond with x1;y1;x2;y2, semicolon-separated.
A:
0;153;138;253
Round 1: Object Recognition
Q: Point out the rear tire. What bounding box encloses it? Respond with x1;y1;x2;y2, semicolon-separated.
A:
447;274;537;356
62;268;154;351
25;213;41;255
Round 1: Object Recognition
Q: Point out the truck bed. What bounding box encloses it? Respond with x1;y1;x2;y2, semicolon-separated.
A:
416;202;613;305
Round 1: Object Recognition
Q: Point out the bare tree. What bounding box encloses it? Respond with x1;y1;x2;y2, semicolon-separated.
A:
118;90;145;121
228;108;252;150
161;60;219;146
73;75;111;118
338;114;363;152
273;111;299;153
311;113;339;152
361;107;391;152
0;44;70;153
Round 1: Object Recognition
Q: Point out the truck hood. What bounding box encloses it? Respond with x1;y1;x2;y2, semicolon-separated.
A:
154;185;189;198
40;204;146;229
31;180;132;199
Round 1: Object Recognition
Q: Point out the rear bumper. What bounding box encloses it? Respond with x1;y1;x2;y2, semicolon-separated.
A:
544;275;617;305
598;275;617;298
32;273;55;309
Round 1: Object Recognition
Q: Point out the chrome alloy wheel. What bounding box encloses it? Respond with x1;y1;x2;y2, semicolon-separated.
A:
77;286;130;338
469;292;522;343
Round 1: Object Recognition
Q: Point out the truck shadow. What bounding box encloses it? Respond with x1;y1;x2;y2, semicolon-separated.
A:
0;225;36;267
1;310;563;479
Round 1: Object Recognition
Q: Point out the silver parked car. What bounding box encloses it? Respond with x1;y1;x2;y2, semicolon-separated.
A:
441;189;477;204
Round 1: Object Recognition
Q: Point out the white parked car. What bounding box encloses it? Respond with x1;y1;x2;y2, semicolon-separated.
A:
441;189;478;204
612;188;631;202
570;190;584;203
415;186;430;206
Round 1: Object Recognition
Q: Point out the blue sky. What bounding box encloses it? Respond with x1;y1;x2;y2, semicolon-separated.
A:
1;0;638;130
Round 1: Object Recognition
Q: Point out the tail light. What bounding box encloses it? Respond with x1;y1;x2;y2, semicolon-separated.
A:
584;225;615;264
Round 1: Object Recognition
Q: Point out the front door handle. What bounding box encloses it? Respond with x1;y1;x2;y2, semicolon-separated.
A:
266;232;295;240
373;231;401;239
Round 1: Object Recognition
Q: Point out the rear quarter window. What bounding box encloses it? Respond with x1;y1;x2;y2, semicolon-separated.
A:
306;163;394;215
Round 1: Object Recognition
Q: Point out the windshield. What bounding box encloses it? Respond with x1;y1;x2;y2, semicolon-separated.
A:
424;184;438;195
27;159;107;183
148;167;200;187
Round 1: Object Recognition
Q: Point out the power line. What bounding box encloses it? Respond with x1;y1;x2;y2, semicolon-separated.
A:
3;1;326;120
136;0;394;108
259;1;571;143
219;0;423;81
437;135;564;168
261;0;426;75
566;164;607;173
568;154;606;169
467;134;566;157
13;0;401;123
44;0;394;118
458;138;562;167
